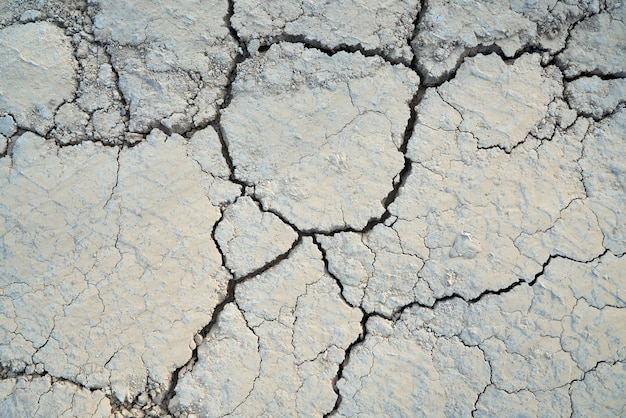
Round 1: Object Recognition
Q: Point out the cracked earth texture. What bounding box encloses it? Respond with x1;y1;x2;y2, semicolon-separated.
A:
0;0;624;417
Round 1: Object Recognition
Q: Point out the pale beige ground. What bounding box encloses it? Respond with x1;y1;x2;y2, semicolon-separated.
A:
0;1;625;417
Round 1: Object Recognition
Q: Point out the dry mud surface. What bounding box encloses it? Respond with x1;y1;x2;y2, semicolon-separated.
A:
0;1;625;417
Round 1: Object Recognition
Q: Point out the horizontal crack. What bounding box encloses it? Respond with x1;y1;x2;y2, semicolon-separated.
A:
390;248;612;321
259;34;411;67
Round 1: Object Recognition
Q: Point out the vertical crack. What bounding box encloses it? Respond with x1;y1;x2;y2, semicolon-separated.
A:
161;4;253;412
102;148;120;210
210;0;252;191
312;235;371;417
323;311;371;417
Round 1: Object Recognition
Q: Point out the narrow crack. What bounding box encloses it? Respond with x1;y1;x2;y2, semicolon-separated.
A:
563;71;626;82
210;11;251;193
409;0;427;71
160;3;254;412
0;368;103;394
470;364;493;416
566;357;625;418
102;148;120;210
312;236;354;309
564;97;626;123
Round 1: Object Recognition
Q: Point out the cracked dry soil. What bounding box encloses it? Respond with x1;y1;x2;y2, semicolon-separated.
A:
0;0;625;417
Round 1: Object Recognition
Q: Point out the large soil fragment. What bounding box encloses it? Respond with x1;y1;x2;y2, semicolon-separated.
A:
565;77;626;119
0;130;238;402
556;2;626;78
222;42;418;232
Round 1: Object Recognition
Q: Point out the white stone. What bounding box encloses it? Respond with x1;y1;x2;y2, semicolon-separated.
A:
0;114;16;137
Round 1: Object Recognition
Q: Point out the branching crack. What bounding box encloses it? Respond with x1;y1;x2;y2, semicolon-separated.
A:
161;235;303;414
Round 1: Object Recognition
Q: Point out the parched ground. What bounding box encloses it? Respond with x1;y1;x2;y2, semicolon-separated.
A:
0;1;625;417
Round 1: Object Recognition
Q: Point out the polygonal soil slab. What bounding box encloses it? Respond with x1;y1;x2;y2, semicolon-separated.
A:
222;42;419;232
215;196;298;278
412;0;606;84
556;2;626;78
437;53;560;151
